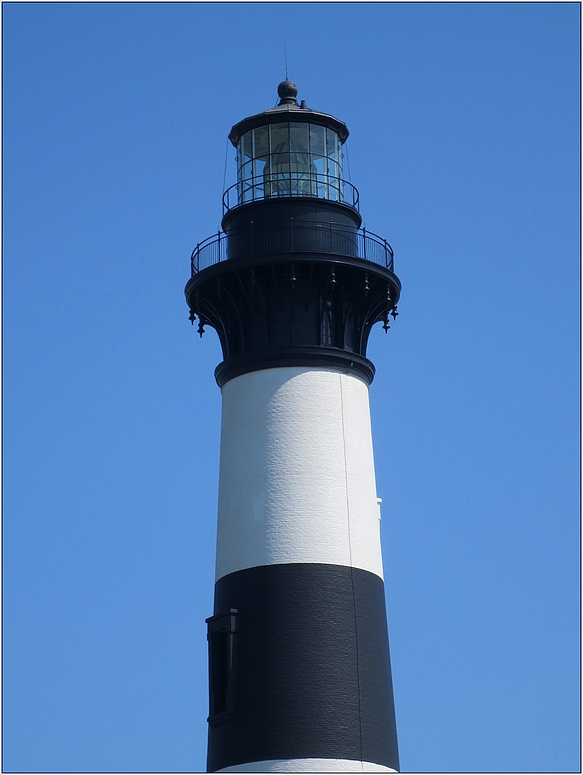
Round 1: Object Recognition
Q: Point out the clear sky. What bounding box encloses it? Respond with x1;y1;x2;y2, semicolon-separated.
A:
3;2;580;773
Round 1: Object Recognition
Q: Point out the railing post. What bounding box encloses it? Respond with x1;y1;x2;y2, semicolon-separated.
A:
217;230;221;264
363;227;367;261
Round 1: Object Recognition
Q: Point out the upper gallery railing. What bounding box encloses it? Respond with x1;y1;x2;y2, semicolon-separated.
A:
190;220;394;277
222;174;360;214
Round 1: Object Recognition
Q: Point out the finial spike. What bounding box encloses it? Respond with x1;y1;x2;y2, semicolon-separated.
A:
284;43;288;80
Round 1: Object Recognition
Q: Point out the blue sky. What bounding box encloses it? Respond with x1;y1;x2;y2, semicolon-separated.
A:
3;2;580;772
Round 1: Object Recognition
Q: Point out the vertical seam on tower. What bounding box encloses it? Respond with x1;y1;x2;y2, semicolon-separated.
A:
339;373;364;768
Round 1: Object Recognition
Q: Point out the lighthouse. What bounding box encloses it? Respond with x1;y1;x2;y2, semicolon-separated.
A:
185;80;401;773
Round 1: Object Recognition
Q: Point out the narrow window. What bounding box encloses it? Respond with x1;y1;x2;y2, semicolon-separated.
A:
206;609;239;725
321;298;333;346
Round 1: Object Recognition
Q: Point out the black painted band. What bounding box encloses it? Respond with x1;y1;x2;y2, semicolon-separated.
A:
214;347;375;388
206;563;399;773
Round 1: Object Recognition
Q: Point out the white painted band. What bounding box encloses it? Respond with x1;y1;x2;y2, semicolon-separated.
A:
217;757;397;772
215;367;384;582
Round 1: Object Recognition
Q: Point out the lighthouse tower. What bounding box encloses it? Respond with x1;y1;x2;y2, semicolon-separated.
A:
185;81;401;774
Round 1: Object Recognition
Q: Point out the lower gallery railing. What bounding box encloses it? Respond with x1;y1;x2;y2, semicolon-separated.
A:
190;222;394;276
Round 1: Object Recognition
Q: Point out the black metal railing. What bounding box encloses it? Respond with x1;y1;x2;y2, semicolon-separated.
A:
190;221;394;277
222;174;360;214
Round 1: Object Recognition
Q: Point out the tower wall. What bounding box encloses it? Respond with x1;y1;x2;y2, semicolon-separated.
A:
206;367;399;773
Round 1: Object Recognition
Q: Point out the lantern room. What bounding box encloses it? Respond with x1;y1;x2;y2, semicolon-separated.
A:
225;80;357;210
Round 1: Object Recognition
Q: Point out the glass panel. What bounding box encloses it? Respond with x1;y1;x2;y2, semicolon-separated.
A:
309;124;326;158
240;160;253;183
238;132;253;202
327;156;340;202
312;155;326;175
326;129;342;178
312;139;327;198
253;157;266;200
253;126;269;159
293;157;317;196
265;150;291;198
270;152;290;173
290;152;310;174
241;131;253;162
326;127;339;161
266;125;290;198
270;123;289;154
290;123;309;153
290;124;314;195
242;179;254;203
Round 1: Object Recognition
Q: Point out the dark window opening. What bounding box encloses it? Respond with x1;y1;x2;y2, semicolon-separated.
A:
210;631;228;714
206;609;239;725
321;298;333;346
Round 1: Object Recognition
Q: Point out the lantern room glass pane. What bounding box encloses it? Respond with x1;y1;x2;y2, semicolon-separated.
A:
253;157;266;197
252;126;269;200
309;124;326;157
270;123;289;154
326;128;338;161
253;126;269;158
241;132;253;162
241;160;253;182
290;123;309;153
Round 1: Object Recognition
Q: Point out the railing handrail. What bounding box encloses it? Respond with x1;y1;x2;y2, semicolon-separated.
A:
222;174;360;214
190;220;394;277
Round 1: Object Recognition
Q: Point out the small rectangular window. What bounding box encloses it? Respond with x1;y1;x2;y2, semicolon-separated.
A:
206;609;239;725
